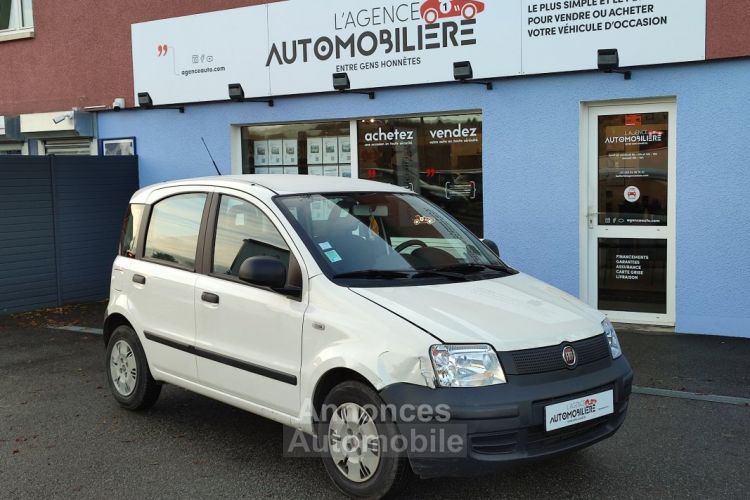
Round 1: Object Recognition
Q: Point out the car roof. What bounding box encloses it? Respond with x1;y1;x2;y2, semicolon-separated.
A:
130;175;411;203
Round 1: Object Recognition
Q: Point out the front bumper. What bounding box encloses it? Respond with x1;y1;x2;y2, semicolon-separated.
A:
379;355;633;478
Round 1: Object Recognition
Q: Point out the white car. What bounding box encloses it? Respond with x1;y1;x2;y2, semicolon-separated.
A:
104;175;632;498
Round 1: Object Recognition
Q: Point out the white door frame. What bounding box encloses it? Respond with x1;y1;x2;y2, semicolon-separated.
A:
579;98;677;326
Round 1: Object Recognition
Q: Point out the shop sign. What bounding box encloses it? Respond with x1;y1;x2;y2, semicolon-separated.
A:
132;0;706;105
0;116;5;136
598;112;668;226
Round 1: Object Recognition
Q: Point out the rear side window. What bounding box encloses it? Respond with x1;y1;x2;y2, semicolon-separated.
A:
119;204;145;258
144;193;207;269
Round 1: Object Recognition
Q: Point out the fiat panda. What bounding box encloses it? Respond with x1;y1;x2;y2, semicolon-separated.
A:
104;175;632;498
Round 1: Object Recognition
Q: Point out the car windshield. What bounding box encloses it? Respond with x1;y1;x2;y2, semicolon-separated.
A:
275;192;515;283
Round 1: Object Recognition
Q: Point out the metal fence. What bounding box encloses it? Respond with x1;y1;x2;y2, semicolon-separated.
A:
0;155;139;314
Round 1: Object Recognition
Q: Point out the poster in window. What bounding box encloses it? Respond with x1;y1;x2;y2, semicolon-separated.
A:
323;137;339;164
253;140;268;166
339;165;351;178
268;166;284;174
254;167;269;174
307;138;323;164
338;136;351;163
598;113;669;226
100;138;136;156
283;166;299;175
598;238;667;314
323;165;339;176
268;140;283;166
283;139;298;165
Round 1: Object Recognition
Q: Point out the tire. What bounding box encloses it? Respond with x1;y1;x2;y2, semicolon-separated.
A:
424;8;438;24
105;325;161;411
319;381;412;499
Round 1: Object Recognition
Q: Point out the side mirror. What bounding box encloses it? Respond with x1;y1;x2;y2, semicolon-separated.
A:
481;239;500;257
238;256;287;289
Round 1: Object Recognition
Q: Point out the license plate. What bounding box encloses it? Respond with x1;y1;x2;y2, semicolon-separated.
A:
544;390;614;432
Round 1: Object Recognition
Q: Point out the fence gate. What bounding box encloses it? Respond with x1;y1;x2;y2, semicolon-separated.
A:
0;156;139;314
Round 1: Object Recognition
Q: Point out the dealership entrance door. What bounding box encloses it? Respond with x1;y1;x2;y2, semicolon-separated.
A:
581;100;676;326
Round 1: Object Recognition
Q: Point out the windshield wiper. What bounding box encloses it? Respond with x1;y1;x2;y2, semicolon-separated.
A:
423;263;517;276
332;270;412;280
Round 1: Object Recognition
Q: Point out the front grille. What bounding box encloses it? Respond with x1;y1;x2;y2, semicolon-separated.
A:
526;417;610;452
501;334;610;375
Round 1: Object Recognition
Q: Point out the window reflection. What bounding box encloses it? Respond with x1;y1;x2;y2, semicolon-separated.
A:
144;193;206;269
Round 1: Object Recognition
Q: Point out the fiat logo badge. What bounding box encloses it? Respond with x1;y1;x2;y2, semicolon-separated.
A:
562;346;577;368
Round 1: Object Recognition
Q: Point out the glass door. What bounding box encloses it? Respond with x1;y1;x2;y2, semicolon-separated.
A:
582;101;676;326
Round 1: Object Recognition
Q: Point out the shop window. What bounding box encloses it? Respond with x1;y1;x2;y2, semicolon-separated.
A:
357;113;484;237
0;0;33;34
241;121;351;177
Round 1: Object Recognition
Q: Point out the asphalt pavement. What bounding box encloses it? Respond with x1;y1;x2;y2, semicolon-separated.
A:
0;305;748;499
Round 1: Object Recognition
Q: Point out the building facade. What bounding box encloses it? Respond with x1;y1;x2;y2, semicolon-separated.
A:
3;0;749;337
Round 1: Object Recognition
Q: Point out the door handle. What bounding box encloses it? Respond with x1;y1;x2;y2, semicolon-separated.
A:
133;274;146;285
201;292;220;304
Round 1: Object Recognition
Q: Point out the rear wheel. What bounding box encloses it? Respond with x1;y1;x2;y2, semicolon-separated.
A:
106;325;161;411
319;381;412;499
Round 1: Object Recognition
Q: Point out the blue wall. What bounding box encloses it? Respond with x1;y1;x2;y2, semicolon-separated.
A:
99;58;750;338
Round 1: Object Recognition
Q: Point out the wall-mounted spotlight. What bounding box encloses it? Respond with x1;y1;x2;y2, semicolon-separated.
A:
137;92;153;109
597;49;631;80
332;72;375;99
228;83;245;102
227;83;274;106
137;92;185;113
453;61;493;90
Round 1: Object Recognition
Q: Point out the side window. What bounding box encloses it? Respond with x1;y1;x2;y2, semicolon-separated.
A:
213;195;290;276
119;204;145;258
144;193;207;269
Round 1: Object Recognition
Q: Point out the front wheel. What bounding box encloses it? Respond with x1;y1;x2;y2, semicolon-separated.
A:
105;325;161;411
319;381;412;499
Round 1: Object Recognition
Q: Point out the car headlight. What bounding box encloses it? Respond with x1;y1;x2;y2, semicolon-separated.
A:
602;318;622;359
429;344;506;387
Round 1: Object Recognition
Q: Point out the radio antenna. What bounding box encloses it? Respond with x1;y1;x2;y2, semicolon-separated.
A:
201;137;222;176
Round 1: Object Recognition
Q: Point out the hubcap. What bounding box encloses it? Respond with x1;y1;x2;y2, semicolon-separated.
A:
110;340;137;396
328;403;381;483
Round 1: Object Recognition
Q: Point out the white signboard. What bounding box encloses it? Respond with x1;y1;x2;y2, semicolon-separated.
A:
131;0;706;105
0;116;5;136
522;0;706;73
131;6;269;105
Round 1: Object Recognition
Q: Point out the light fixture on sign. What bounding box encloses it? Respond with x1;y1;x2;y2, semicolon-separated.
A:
453;61;493;90
137;92;185;113
597;49;632;80
227;83;274;107
137;92;153;109
332;72;375;100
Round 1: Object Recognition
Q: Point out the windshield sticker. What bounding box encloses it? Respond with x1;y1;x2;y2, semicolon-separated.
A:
413;215;435;226
324;249;342;263
319;241;333;251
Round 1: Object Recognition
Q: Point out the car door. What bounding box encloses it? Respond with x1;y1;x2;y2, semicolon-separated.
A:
194;191;307;416
124;188;210;381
